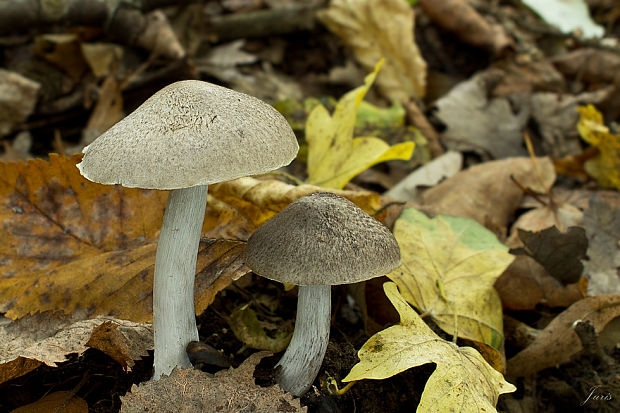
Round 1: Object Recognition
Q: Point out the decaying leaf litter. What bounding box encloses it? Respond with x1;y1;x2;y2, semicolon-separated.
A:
0;0;619;412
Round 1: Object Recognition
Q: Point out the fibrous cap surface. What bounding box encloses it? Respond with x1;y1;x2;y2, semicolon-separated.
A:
77;80;299;189
243;192;401;285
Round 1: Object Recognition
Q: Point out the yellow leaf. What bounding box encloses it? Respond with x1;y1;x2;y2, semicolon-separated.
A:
577;104;620;190
387;207;514;352
344;282;515;413
318;0;426;101
306;61;415;189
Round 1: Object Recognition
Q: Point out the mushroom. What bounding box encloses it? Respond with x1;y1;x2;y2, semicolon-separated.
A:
243;192;401;396
77;80;298;379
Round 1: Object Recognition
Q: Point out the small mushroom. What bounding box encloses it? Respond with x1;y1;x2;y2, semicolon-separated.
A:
77;80;298;379
243;192;401;396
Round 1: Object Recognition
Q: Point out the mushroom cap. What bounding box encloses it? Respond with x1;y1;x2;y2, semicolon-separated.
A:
77;80;299;189
243;192;401;286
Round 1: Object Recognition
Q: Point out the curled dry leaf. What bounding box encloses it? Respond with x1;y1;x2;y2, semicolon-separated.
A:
121;352;306;413
507;294;620;377
0;313;152;384
419;0;512;54
318;0;426;101
0;155;381;321
345;283;515;413
422;157;556;237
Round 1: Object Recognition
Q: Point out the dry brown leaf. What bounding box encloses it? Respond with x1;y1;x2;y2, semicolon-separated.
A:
86;320;153;371
419;0;512;54
120;352;306;412
0;69;40;137
80;43;124;78
421;157;556;237
81;75;125;148
551;48;620;85
434;71;529;159
495;255;585;311
507;294;620;377
32;34;88;81
0;313;152;384
0;155;381;321
506;202;583;247
318;0;426;101
12;391;88;413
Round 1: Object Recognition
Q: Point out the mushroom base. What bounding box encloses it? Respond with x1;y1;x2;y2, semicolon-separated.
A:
152;184;208;379
276;284;331;396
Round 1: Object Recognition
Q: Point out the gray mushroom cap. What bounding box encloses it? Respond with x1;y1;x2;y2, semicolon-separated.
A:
77;80;299;189
243;192;401;286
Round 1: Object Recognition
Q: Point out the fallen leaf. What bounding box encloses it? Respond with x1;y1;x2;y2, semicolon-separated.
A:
434;72;529;159
419;0;512;54
507;294;620;377
80;43;124;78
552;48;620;85
0;313;152;384
86;320;153;371
196;39;258;84
229;304;292;352
495;255;585;311
305;61;415;189
530;88;613;158
384;151;462;203
81;75;124;147
0;69;40;137
32;34;88;81
506;199;583;246
583;195;620;295
0;155;382;320
521;0;604;38
387;207;514;351
344;282;515;413
512;226;588;285
577;104;620;190
12;391;88;413
120;352;306;412
318;0;426;101
422;157;556;236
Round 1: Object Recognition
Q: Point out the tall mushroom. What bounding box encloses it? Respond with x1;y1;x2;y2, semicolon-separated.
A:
77;80;298;379
243;192;401;396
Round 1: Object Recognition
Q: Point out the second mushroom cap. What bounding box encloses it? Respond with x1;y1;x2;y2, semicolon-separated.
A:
244;192;401;286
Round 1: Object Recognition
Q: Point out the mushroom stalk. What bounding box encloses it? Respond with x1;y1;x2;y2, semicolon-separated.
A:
276;285;331;396
153;184;208;379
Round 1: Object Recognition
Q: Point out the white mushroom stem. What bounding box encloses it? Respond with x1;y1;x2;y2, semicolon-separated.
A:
276;285;331;396
152;184;208;380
